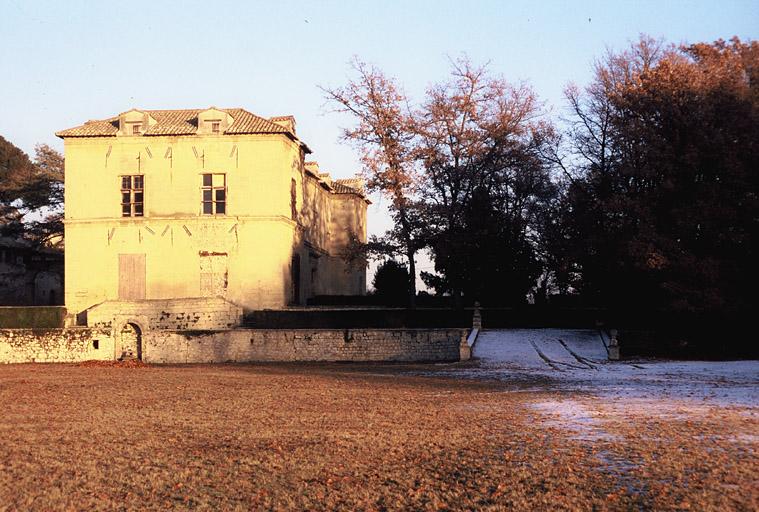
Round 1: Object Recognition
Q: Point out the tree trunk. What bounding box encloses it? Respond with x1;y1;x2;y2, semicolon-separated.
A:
397;205;417;309
406;245;417;309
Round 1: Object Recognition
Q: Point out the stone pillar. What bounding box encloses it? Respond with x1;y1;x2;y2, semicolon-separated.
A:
459;333;471;361
472;301;482;330
608;329;620;360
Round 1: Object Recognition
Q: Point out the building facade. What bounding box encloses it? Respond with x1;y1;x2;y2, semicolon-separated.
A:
57;107;368;318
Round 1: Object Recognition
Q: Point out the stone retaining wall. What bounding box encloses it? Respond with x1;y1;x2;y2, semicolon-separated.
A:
0;328;114;364
144;328;467;364
0;326;467;364
85;298;242;331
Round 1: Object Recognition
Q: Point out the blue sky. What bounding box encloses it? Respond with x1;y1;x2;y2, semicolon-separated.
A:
1;0;756;280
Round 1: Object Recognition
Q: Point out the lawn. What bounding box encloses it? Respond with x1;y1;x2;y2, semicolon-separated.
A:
0;361;756;511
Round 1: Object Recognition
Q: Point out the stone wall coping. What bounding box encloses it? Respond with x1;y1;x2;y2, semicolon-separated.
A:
466;328;479;348
262;307;475;311
0;306;67;310
159;327;468;334
93;297;240;306
0;327;111;333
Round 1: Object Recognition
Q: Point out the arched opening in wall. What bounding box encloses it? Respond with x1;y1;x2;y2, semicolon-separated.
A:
119;323;142;361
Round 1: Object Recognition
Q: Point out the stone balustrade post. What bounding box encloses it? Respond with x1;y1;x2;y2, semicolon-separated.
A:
459;332;471;361
608;328;620;360
472;301;482;330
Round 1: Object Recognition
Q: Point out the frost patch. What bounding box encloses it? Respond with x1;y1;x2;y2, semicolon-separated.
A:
531;399;619;442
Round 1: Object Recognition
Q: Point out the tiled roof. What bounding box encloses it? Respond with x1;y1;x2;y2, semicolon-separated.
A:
332;178;365;196
57;118;120;137
56;108;292;138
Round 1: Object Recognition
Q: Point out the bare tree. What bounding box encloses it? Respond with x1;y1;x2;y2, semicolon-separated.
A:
414;57;548;305
564;36;667;178
322;59;422;306
558;35;759;311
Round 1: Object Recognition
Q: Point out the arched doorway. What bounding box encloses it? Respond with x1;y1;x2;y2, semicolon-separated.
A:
119;322;142;360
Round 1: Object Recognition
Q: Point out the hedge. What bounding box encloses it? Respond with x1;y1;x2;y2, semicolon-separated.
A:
0;306;66;328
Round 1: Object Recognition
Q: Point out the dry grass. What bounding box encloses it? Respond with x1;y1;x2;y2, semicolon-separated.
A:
0;362;755;511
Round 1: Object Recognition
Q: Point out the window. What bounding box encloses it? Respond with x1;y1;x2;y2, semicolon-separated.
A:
121;175;144;217
132;124;142;135
203;120;221;134
201;173;226;215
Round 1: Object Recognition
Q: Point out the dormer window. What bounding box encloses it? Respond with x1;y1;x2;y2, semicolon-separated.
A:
198;108;233;134
118;110;155;136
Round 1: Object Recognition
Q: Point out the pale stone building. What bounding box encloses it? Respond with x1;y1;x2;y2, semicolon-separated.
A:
57;107;368;320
